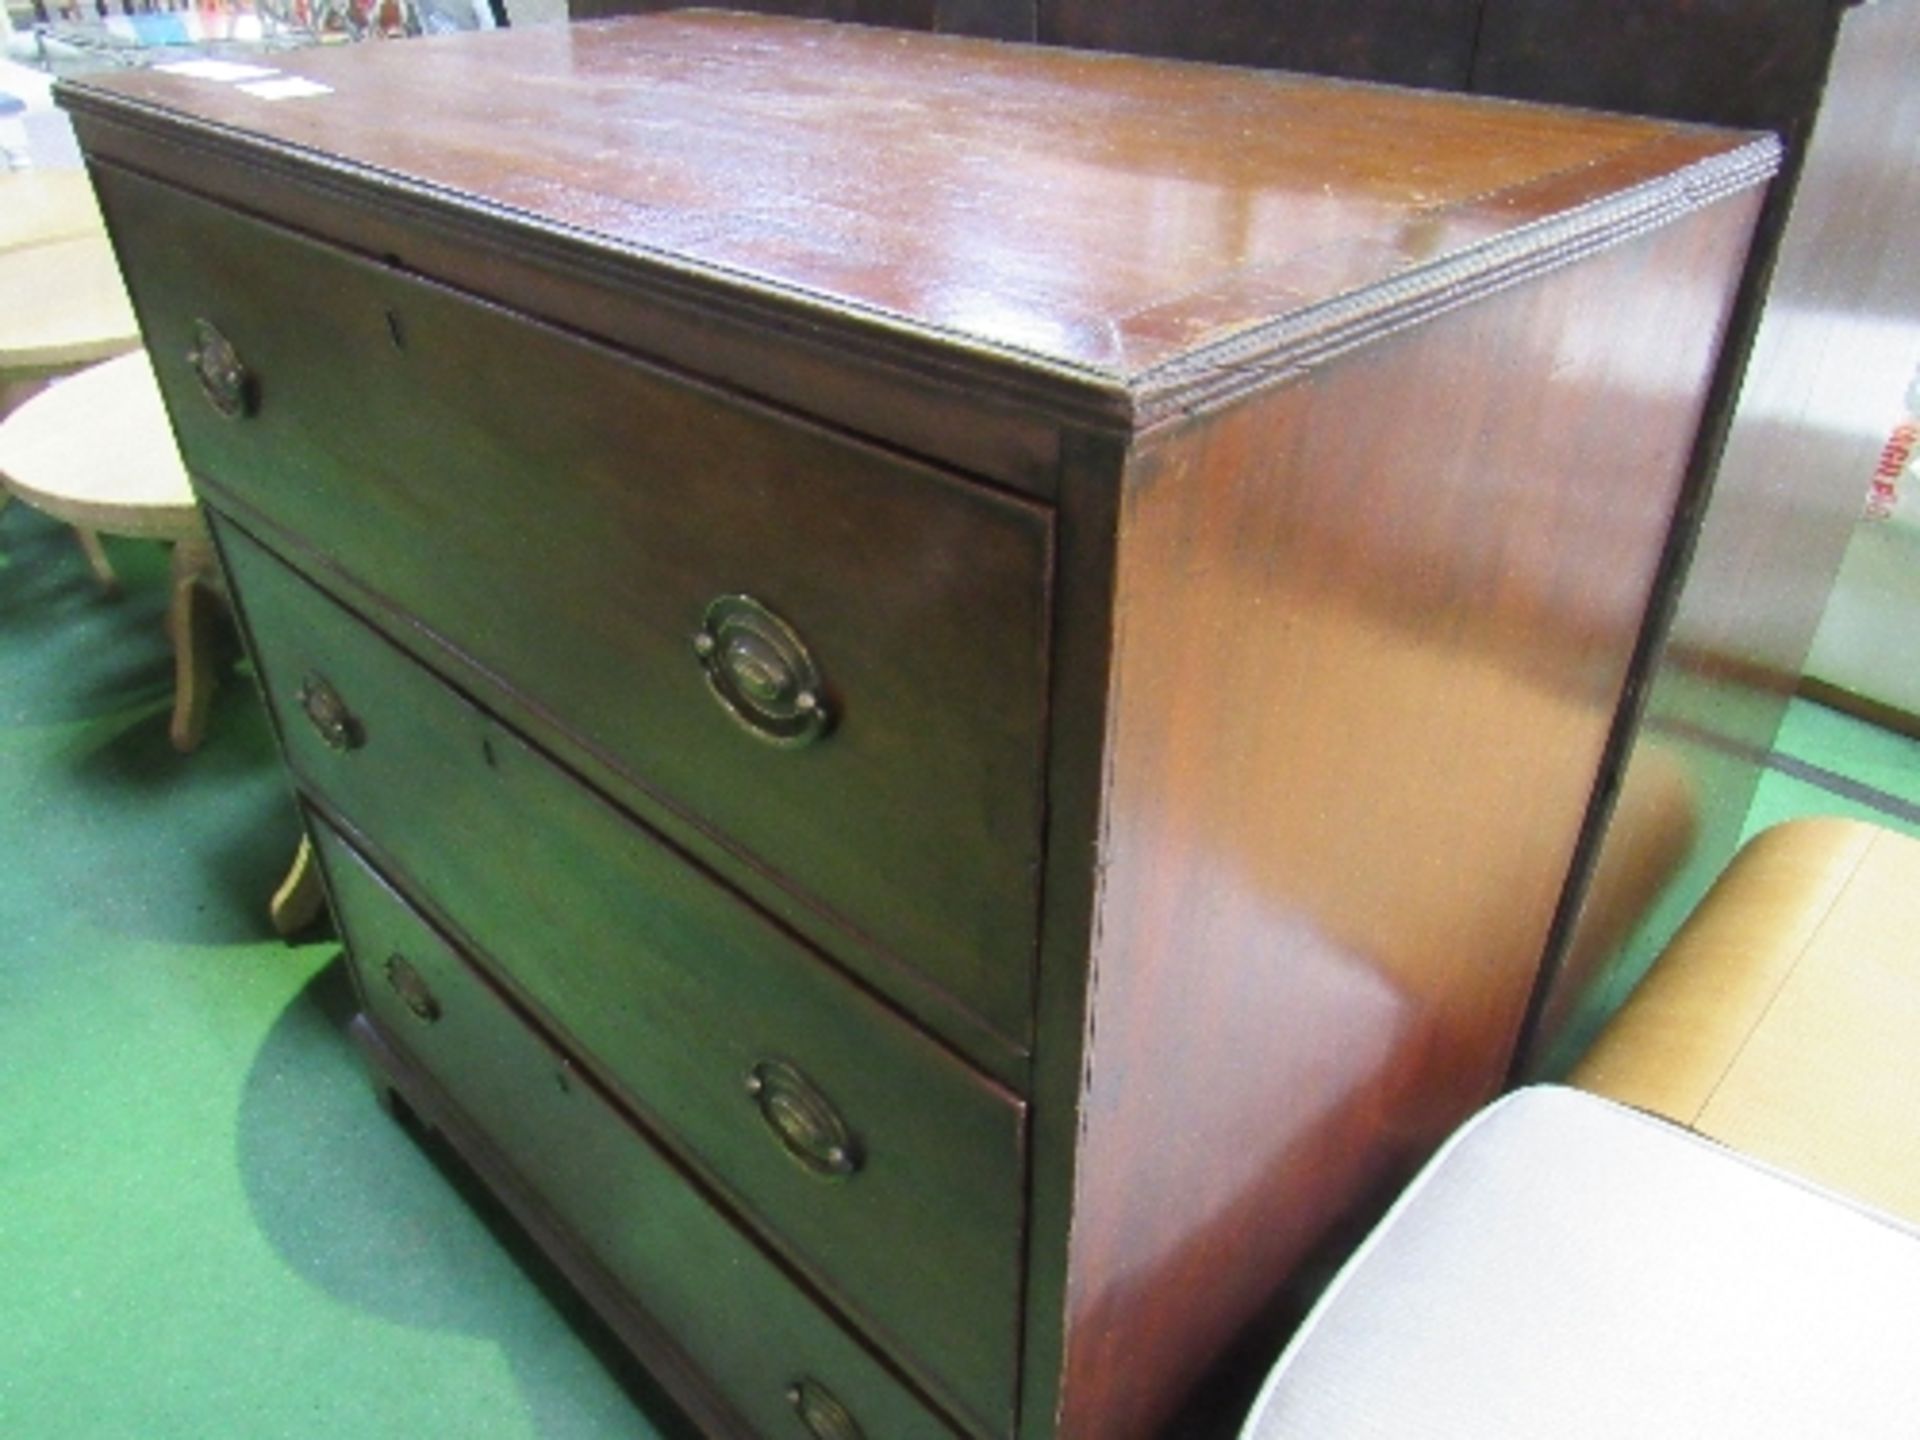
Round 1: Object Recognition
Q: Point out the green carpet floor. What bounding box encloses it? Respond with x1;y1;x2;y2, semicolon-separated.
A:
1745;696;1920;842
1;505;690;1439
5;503;1919;1437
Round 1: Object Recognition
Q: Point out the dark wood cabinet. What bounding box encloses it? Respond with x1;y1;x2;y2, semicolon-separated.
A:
576;0;1883;1078
1020;0;1883;1079
63;15;1771;1437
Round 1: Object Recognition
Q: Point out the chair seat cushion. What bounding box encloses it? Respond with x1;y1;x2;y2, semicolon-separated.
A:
1240;1086;1920;1439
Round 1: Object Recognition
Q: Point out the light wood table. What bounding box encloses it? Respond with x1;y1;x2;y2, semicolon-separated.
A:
0;170;140;575
0;169;107;254
0;349;323;934
0;233;141;377
0;350;216;743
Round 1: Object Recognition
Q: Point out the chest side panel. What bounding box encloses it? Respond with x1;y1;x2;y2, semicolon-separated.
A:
1052;191;1765;1438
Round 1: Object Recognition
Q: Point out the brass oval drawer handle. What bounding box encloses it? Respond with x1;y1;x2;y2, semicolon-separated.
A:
186;318;257;419
383;954;441;1023
692;595;831;748
786;1378;865;1440
745;1060;861;1179
297;672;363;753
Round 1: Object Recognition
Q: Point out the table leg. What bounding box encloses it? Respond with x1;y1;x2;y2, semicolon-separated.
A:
166;530;221;753
74;525;120;597
270;834;326;937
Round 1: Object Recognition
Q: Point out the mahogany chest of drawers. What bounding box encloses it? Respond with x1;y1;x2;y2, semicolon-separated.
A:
63;16;1773;1437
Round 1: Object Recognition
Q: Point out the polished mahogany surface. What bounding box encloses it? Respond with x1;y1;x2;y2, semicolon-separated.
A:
74;12;1748;386
1056;192;1762;1436
64;17;1778;1439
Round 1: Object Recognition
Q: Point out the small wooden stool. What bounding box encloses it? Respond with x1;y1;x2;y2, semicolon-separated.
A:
0;173;142;565
0;349;224;750
1572;816;1920;1224
0;348;325;936
0;231;141;377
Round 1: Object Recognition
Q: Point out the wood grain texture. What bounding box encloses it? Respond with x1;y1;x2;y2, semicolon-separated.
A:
222;517;1026;1433
319;824;969;1439
923;0;1871;1093
61;14;1754;392
1052;194;1763;1438
1525;0;1920;1073
98;164;1054;1056
60;18;1778;1438
1039;0;1478;87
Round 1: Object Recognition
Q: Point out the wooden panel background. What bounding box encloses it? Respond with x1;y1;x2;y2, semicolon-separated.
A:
1472;0;1845;132
566;0;1037;37
1526;0;1920;1070
1038;0;1479;87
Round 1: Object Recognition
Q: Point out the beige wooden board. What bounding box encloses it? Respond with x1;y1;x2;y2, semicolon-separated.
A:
0;234;140;371
1575;818;1920;1226
0;351;199;538
0;170;105;254
1695;826;1920;1224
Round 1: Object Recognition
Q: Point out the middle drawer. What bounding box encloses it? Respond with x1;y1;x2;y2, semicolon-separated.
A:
220;516;1025;1433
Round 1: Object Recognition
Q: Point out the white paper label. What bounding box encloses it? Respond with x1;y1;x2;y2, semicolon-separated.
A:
153;59;281;82
237;77;335;101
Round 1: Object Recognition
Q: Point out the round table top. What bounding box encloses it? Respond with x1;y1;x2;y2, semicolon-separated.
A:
0;350;200;540
0;169;106;254
0;233;142;373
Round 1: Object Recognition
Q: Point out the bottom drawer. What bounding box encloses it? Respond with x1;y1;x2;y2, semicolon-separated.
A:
315;817;966;1440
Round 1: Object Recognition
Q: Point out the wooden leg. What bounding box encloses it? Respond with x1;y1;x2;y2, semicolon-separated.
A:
166;532;222;754
270;834;326;938
74;526;121;597
0;374;49;416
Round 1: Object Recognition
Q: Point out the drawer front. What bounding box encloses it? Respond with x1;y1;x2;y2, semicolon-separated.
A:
99;164;1050;1048
224;520;1022;1433
318;820;968;1440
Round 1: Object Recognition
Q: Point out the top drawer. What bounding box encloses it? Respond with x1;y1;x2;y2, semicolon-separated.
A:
99;165;1052;1048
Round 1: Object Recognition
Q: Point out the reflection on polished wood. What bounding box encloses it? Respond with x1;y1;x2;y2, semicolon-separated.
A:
1059;200;1762;1435
65;13;1754;393
62;17;1775;1437
551;0;1897;1100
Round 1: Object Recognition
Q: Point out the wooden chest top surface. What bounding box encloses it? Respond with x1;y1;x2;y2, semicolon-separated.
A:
66;11;1767;392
